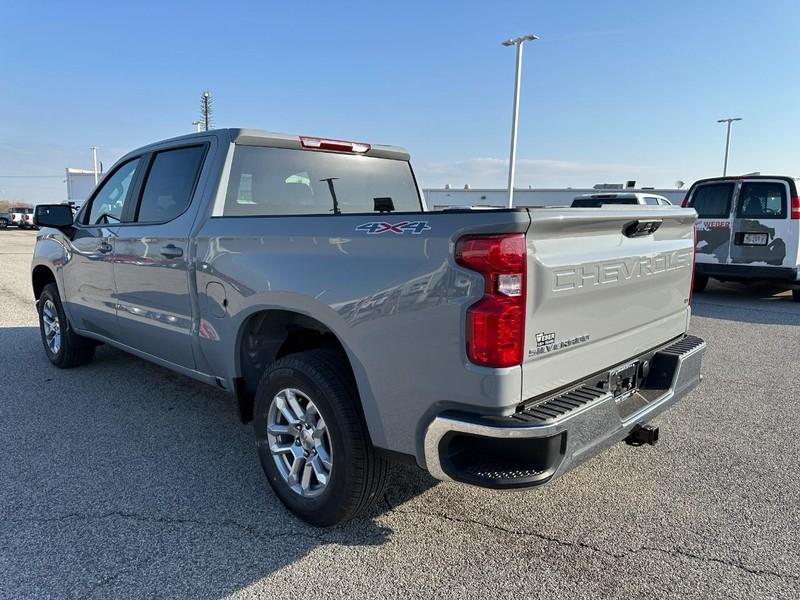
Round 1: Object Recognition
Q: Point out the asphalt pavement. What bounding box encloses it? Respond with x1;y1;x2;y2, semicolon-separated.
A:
1;228;798;599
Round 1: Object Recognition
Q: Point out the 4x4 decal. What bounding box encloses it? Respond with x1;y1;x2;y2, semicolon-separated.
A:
356;221;431;235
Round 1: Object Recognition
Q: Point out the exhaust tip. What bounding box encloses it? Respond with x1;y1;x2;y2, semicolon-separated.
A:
625;425;659;447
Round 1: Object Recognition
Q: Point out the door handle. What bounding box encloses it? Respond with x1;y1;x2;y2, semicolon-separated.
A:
97;242;113;254
160;244;184;259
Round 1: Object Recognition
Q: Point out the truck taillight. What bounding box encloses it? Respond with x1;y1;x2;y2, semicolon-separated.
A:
681;195;690;208
791;196;800;219
455;234;526;368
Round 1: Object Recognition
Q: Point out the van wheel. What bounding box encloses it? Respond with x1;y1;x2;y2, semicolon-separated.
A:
792;289;800;302
253;350;389;526
38;283;95;368
693;274;709;293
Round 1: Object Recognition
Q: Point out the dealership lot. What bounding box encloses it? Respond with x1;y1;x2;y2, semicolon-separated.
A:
0;229;798;599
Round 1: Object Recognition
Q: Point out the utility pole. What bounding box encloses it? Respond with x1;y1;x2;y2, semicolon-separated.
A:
201;91;213;131
90;146;99;185
717;117;742;176
502;34;538;208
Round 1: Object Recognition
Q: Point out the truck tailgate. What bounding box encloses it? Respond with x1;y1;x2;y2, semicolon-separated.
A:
521;207;696;400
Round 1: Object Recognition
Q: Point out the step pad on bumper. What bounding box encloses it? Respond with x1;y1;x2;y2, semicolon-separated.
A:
517;385;609;425
515;334;706;426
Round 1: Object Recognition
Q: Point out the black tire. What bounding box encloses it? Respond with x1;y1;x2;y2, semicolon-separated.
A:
793;289;800;303
37;283;95;368
253;349;389;526
693;273;709;293
0;218;7;229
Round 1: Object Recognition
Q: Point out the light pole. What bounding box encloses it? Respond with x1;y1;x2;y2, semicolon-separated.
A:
502;34;538;208
717;117;742;176
90;146;99;185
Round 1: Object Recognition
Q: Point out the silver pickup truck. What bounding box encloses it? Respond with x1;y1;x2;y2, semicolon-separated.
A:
31;129;705;525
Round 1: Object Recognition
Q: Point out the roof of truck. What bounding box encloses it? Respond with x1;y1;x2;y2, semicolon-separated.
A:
130;128;410;161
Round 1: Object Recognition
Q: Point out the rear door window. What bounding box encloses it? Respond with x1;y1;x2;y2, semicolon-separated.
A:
690;183;734;218
736;181;786;219
135;145;206;223
644;197;660;206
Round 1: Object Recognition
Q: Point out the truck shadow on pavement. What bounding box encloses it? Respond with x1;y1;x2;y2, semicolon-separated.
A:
0;325;437;598
692;281;800;326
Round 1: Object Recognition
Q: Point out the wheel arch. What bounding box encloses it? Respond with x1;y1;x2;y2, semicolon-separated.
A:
32;264;57;300
231;307;385;448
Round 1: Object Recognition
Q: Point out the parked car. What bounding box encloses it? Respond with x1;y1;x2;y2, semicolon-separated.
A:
0;211;10;229
11;207;35;229
31;129;705;525
571;192;673;208
683;175;800;301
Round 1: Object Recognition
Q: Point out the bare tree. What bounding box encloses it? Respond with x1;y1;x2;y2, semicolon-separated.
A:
200;91;214;131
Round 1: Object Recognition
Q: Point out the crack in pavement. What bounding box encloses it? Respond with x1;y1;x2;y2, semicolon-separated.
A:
383;500;798;583
1;509;382;544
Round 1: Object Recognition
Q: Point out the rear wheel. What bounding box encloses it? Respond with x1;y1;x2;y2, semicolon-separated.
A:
792;289;800;303
253;350;389;526
693;273;709;293
38;283;95;368
0;218;7;229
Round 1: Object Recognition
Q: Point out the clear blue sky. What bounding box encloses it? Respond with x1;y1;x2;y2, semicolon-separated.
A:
2;0;799;203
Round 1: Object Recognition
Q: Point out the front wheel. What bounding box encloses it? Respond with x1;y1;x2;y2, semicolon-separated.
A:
253;350;389;526
38;283;95;368
793;289;800;303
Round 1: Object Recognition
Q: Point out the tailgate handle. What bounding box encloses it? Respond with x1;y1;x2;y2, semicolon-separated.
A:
623;219;662;238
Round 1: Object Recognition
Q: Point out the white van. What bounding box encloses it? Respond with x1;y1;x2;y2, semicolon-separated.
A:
683;176;800;301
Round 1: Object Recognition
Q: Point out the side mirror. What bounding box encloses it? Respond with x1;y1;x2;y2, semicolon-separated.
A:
34;204;74;230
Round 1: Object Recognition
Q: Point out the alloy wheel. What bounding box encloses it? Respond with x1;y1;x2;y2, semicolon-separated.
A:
41;299;62;355
266;388;333;497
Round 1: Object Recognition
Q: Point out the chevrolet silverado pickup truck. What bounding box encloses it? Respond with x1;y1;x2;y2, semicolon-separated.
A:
31;129;705;526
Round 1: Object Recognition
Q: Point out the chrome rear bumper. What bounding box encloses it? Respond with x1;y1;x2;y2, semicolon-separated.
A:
423;335;705;488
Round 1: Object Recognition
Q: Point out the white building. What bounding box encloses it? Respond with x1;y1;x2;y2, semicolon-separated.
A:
423;185;686;209
65;168;98;208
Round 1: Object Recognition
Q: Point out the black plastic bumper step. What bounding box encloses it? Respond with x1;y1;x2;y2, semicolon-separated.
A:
516;384;609;425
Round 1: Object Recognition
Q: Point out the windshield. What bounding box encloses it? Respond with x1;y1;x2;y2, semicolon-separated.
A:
223;146;422;216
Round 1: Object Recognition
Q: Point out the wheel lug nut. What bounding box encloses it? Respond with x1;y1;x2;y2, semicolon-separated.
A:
295;439;301;446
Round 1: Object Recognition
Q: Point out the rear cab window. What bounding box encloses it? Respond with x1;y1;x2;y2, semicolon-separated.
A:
571;198;637;208
222;146;422;216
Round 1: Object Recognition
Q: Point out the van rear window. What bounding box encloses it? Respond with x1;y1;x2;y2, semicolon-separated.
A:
736;182;786;219
690;183;734;218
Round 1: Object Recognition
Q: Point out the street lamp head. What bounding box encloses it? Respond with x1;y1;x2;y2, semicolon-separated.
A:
502;34;539;46
718;117;743;123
